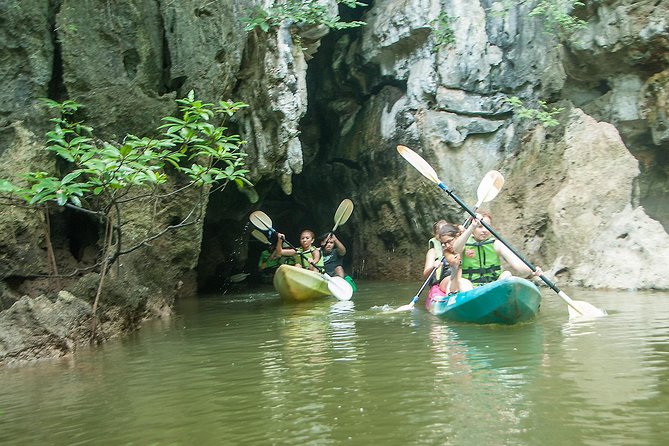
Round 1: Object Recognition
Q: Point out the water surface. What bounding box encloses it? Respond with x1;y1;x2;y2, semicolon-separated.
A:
1;282;668;445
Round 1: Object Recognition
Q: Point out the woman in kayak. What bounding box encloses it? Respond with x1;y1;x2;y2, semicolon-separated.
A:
275;230;324;272
422;220;451;286
435;223;473;295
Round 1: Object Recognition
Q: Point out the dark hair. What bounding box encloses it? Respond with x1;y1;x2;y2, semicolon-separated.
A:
300;229;316;239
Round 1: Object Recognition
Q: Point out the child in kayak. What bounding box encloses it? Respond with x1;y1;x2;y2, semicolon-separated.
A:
275;230;324;272
320;233;358;291
320;233;348;278
452;211;542;286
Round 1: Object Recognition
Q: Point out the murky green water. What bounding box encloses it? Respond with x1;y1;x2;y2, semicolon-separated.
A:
1;281;668;445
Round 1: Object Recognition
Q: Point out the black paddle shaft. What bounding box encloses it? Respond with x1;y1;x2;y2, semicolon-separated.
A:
278;235;325;273
437;183;561;294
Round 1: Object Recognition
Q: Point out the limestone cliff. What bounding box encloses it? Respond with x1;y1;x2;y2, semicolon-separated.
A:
1;0;668;363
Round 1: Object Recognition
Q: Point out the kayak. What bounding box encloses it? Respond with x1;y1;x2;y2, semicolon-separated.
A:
425;277;541;324
344;275;357;292
273;264;331;302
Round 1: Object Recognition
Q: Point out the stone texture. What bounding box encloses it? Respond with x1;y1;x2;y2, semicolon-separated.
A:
0;291;92;365
2;0;669;365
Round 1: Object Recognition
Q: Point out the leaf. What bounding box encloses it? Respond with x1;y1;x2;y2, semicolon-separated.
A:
0;179;18;193
56;192;67;206
62;171;83;184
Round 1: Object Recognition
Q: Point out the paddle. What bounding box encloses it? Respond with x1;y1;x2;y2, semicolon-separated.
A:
332;199;354;233
463;170;505;227
322;198;354;246
397;144;606;318
392;256;444;312
229;273;250;283
249;210;354;301
251;229;270;245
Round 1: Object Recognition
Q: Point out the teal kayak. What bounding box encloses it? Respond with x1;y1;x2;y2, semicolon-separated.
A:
425;277;541;324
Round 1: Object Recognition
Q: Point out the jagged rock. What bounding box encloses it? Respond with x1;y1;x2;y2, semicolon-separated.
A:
2;0;669;366
0;291;92;365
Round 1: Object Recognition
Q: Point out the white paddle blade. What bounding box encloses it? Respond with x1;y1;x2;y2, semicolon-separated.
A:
251;229;270;245
333;198;354;232
568;300;607;319
559;291;607;318
387;302;415;313
325;275;354;301
476;170;505;205
397;145;442;184
250;211;273;231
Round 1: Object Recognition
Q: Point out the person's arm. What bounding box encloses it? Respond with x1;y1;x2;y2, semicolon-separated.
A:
495;241;542;277
258;251;269;269
332;234;346;256
276;233;296;257
308;248;321;272
422;248;441;279
452;220;477;254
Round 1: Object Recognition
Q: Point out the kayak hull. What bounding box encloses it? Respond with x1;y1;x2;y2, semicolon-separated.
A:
273;265;331;302
426;277;541;324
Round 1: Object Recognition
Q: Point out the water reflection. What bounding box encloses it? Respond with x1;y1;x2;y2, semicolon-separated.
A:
1;285;669;445
426;321;546;442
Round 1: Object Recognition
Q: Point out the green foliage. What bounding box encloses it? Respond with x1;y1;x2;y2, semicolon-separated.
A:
4;92;251;209
431;11;456;50
1;92;253;333
529;0;587;36
504;96;564;127
487;0;586;37
242;0;366;33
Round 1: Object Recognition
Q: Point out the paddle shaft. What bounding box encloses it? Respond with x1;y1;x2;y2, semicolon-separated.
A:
436;182;563;295
251;216;320;271
411;258;442;305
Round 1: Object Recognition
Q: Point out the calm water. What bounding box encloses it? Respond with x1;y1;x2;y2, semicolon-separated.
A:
1;281;668;445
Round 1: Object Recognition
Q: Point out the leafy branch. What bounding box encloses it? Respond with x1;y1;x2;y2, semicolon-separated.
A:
1;91;252;341
529;0;587;36
242;0;367;33
488;0;587;37
504;96;564;127
431;11;456;50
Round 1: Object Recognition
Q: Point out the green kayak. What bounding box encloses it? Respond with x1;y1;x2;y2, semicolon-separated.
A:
425;277;541;324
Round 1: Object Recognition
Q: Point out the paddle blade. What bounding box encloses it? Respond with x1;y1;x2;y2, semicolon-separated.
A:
250;210;273;231
251;229;270;245
229;273;250;283
561;293;607;318
397;145;442;185
388;302;416;313
333;199;354;232
476;170;505;206
325;275;354;301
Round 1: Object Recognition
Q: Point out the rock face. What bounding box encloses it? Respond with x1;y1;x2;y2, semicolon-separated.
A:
495;108;669;290
0;291;92;365
1;0;668;363
296;0;669;287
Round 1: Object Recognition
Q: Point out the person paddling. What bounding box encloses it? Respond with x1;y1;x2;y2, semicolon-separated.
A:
275;229;324;272
422;220;451;286
433;223;473;295
320;233;348;278
452;210;542;286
